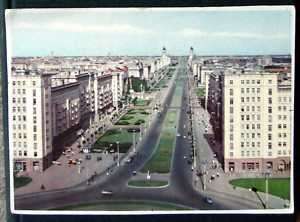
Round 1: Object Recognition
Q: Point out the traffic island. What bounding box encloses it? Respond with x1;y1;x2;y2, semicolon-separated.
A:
127;180;169;188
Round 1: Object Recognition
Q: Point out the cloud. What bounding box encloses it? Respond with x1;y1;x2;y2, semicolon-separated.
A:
181;28;288;40
13;21;152;35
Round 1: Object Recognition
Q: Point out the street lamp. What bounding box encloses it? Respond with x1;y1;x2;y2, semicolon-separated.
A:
116;141;120;167
133;129;136;152
264;169;271;209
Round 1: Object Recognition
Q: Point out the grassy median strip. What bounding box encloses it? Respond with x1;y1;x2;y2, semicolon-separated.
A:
92;129;138;153
128;180;168;187
55;200;190;211
116;109;149;126
141;80;183;174
229;178;290;200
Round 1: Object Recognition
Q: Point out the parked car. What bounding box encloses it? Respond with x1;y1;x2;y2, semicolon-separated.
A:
204;197;213;204
85;155;92;160
132;171;137;176
101;190;113;195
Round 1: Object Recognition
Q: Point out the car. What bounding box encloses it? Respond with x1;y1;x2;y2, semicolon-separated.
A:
85;155;92;160
204;197;213;204
125;158;132;164
132;171;137;176
97;156;102;161
176;133;181;137
187;159;192;165
101;190;113;195
210;174;216;180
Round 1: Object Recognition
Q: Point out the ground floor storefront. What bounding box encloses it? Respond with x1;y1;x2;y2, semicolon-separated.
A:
224;157;291;173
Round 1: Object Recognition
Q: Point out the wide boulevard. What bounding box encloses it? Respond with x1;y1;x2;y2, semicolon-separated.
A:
15;58;256;211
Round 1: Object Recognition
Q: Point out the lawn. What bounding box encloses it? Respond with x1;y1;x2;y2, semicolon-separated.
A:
14;176;32;189
92;129;138;153
196;87;205;97
134;99;151;106
128;180;168;187
141;80;183;173
55;200;191;211
116;109;149;126
229;178;290;200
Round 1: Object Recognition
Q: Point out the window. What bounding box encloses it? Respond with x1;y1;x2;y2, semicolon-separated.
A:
268;134;272;140
241;151;244;157
241;142;244;148
283;124;287;129
33;125;37;132
24;151;27;157
268;142;272;149
278;115;282;120
278;124;282;129
246;115;250;121
268;88;272;95
22;89;26;94
33;98;36;105
23;107;26;112
241;80;244;84
268;152;272;157
268;125;272;131
230;134;234;141
257;142;260;147
230;143;234;150
246;88;250;93
230;107;234;114
230;98;234;105
32;81;36;86
241;133;244;138
283;142;287;147
257;88;260;93
268;79;272;84
252;106;255;112
33;134;37;141
257;97;261;102
252;88;255;93
12;98;16;103
33;89;36;97
22;97;26;103
252;124;255;129
257;106;261;112
252;97;255;102
33;108;36;114
23;116;26;121
268;107;272;114
257;115;261;121
12;81;16;86
230;89;233;96
34;152;38;157
246;97;249;102
268;98;272;104
279;133;282;138
246;80;250;84
241;97;244;102
229;80;233;84
34;143;37;150
230;125;234;132
230;152;234;157
268;115;272;122
257;124;260;129
257;80;260;84
252;133;255;139
278;106;282;111
241;88;244;93
241;115;244;121
278;142;282;147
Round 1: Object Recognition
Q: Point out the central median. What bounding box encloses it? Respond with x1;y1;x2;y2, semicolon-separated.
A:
140;77;184;174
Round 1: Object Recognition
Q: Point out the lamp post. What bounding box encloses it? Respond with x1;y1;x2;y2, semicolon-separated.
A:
133;129;136;152
264;169;271;209
116;141;120;167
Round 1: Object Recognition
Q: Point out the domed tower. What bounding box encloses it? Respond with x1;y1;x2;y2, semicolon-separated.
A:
162;46;167;56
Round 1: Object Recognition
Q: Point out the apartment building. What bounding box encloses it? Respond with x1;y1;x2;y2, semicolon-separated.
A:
222;71;292;173
10;70;54;172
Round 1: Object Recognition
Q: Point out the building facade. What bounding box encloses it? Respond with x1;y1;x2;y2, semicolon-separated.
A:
222;71;292;173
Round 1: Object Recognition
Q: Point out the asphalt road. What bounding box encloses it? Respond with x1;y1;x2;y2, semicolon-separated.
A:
15;59;255;211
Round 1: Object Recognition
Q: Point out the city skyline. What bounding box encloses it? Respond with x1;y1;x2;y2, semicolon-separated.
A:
6;7;294;57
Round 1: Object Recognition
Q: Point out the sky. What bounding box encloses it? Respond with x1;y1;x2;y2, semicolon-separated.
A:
6;7;294;56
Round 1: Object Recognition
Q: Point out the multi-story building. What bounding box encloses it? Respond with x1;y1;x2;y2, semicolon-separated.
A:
222;71;292;173
10;70;54;172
